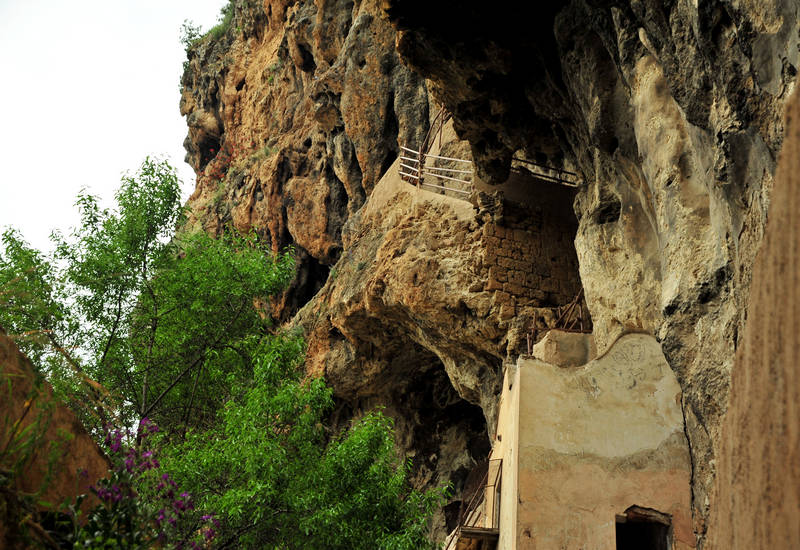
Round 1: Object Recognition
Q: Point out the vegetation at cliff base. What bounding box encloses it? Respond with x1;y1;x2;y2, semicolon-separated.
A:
0;158;444;549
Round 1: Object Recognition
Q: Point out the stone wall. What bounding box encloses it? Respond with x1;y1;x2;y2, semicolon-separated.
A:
491;332;694;550
482;179;583;321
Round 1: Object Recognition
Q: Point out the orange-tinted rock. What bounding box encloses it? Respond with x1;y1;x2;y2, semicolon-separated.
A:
705;90;800;549
0;329;109;547
180;0;430;320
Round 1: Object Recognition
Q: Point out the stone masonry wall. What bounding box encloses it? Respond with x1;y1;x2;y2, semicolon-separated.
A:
482;178;583;321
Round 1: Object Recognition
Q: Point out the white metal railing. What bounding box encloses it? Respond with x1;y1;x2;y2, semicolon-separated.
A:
399;145;473;197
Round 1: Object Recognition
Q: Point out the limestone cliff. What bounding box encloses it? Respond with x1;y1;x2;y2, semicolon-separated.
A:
180;0;429;318
382;2;799;539
181;0;800;544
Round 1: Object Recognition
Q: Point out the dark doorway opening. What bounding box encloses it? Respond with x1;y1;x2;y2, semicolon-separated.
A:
616;506;671;550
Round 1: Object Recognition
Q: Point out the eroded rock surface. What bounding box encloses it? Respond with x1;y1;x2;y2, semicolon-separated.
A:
382;0;799;540
705;90;800;550
295;158;588;534
182;0;800;544
180;0;430;319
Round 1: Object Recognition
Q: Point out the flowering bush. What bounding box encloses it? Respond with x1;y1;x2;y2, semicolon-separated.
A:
67;418;218;549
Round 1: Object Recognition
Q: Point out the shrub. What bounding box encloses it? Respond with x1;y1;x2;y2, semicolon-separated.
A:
64;418;218;549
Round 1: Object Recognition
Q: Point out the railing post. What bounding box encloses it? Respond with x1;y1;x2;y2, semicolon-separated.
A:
417;148;423;188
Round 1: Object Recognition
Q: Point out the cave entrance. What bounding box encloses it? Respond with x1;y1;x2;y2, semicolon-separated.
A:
327;332;491;541
615;506;671;550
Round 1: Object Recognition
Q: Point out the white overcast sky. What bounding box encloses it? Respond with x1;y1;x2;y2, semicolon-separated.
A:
0;0;226;251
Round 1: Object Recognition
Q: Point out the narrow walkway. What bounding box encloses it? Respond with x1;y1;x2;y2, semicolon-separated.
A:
398;107;584;202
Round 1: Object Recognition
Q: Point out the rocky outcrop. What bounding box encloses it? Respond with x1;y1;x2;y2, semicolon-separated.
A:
182;0;800;544
705;90;800;550
295;152;589;535
0;329;109;548
383;0;799;541
180;0;429;319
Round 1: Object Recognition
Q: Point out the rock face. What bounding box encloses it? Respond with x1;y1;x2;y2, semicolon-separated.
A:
180;0;430;319
704;90;800;550
182;0;800;544
295;152;586;536
382;0;799;541
0;329;109;548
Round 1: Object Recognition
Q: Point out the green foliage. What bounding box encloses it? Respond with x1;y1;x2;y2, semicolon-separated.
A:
163;335;444;549
53;158;294;430
249;145;274;164
2;155;444;548
266;59;283;84
0;229;77;367
208;2;235;41
180;19;203;52
1;158;295;433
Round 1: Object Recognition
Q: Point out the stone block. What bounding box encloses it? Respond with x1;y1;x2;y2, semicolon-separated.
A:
489;265;507;282
531;329;597;368
498;257;514;269
499;302;515;320
493;290;513;305
486;276;504;291
504;282;526;296
509;270;526;285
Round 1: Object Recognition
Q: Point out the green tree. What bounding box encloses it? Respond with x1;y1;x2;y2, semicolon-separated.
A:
0;228;78;368
163;335;444;550
1;157;444;548
2;158;295;431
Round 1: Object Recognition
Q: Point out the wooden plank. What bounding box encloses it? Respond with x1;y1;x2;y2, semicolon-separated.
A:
423;151;473;163
512;156;580;177
459;526;499;541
